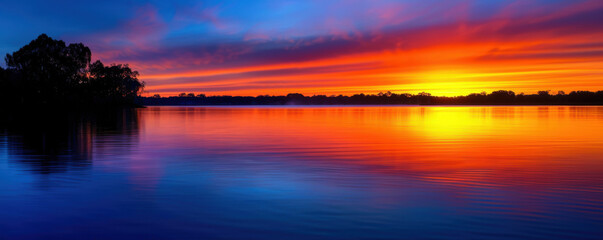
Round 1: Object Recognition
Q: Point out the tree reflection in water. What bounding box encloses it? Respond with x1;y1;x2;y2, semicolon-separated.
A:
0;109;140;174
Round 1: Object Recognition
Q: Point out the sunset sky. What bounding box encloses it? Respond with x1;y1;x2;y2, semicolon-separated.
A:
1;0;602;96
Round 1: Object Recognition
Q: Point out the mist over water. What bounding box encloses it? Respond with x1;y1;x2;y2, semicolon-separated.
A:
1;106;602;239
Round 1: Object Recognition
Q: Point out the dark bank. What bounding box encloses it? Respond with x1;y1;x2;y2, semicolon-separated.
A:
0;34;144;109
139;90;603;106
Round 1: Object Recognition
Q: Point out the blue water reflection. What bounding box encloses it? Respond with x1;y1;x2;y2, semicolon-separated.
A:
0;106;602;239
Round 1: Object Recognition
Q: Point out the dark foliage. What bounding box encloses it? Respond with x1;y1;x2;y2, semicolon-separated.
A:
88;60;143;105
140;90;603;106
0;34;144;108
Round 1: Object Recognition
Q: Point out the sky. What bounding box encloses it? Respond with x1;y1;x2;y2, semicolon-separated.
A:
1;0;603;96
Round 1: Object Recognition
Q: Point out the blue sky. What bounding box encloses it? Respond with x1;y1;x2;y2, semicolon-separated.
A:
1;0;602;96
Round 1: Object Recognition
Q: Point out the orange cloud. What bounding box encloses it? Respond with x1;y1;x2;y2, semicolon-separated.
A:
83;1;603;97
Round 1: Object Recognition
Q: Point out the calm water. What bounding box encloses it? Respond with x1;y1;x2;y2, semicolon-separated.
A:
1;106;602;239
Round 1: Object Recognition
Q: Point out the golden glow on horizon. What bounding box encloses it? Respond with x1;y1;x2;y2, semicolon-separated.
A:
136;21;603;97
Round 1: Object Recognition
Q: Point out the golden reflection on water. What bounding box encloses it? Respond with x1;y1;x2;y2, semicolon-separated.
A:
143;106;603;189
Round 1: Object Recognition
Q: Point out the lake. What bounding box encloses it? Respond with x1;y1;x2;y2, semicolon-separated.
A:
1;106;602;239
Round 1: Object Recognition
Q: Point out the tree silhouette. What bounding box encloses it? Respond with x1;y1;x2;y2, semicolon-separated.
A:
488;90;515;103
88;60;143;105
2;34;144;108
5;34;91;105
0;65;5;88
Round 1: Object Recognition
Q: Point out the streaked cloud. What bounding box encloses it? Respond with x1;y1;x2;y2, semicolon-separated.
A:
1;0;602;96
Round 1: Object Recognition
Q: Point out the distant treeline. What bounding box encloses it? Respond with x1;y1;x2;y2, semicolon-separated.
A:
0;34;144;109
140;90;603;106
3;35;603;108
